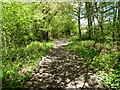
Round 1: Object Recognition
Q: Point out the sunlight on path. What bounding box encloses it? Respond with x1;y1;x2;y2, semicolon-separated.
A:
27;38;103;89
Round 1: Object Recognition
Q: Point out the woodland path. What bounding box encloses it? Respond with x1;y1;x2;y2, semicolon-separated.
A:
27;38;103;89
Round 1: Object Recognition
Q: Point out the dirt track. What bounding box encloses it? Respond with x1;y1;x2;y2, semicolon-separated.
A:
27;38;103;89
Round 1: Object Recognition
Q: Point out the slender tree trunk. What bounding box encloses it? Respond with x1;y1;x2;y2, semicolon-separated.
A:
112;2;117;39
118;1;120;39
86;2;92;39
88;15;92;39
77;2;81;40
118;1;120;23
100;3;104;37
94;2;99;40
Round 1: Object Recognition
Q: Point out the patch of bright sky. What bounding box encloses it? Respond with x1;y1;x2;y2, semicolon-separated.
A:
80;18;98;27
71;2;116;27
71;2;98;27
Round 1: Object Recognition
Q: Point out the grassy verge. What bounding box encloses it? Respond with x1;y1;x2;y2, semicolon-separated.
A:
67;36;120;89
2;41;53;88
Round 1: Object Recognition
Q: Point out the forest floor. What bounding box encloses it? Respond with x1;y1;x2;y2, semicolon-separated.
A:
26;38;103;89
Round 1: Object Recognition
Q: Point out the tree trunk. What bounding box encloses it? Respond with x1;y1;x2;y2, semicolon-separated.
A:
112;2;117;39
77;2;81;40
100;3;105;38
118;1;120;23
86;2;92;39
118;1;120;39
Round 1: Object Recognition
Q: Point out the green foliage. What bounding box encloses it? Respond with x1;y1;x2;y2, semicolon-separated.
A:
68;38;99;59
2;41;53;88
2;2;75;88
98;70;120;89
1;1;120;89
68;37;120;89
93;50;120;89
93;52;119;71
2;2;34;47
26;41;47;53
2;2;75;48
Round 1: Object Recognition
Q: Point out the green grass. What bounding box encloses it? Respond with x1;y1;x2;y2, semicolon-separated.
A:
2;41;53;88
68;37;100;59
67;37;120;89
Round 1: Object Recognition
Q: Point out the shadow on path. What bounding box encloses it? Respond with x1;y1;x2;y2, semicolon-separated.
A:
27;38;103;89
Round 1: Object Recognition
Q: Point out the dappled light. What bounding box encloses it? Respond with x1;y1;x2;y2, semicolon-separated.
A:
26;39;103;89
1;1;120;89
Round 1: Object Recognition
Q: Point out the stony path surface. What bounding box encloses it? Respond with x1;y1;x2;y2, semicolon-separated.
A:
27;38;103;89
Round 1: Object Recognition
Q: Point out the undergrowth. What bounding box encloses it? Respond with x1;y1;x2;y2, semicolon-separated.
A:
2;41;53;88
68;36;120;89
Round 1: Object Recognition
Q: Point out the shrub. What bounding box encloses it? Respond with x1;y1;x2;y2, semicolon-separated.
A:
2;41;53;88
68;37;120;89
